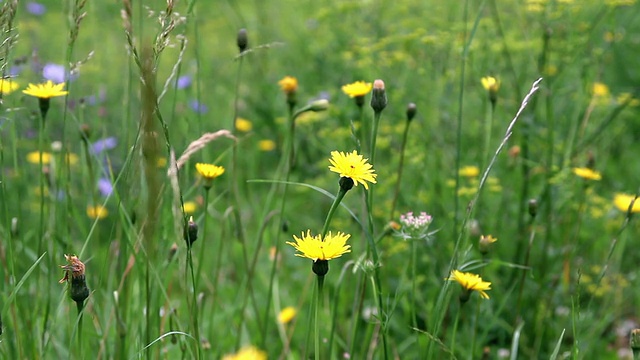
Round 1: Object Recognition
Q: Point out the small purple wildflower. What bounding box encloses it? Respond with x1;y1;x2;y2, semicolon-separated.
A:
176;75;192;89
26;2;46;16
91;137;118;155
42;63;67;83
189;100;208;114
97;178;114;197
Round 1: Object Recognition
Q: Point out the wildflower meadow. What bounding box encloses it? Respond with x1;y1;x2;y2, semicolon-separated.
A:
1;0;640;359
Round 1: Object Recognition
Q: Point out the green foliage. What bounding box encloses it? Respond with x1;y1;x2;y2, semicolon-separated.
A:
0;0;639;359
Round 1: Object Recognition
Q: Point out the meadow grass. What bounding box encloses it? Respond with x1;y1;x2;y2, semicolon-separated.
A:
1;0;640;359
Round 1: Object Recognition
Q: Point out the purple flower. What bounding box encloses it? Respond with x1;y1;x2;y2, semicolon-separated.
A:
43;63;68;83
177;75;192;89
189;100;208;114
91;137;118;155
97;178;113;197
26;2;46;16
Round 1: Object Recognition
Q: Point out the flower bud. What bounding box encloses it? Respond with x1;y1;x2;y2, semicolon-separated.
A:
339;176;355;192
308;99;329;112
528;199;538;218
237;28;248;53
479;234;497;255
370;79;387;113
59;254;90;304
312;259;328;276
184;216;198;247
10;217;18;238
406;102;417;122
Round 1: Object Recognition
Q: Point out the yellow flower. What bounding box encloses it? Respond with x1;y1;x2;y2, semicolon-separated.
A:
258;139;276;151
479;234;497;254
481;76;500;92
222;346;267;360
572;167;602;181
22;80;68;99
236;118;253;132
27;151;52;165
87;205;108;219
195;163;225;180
65;153;79;166
328;150;377;190
278;76;298;94
447;270;492;299
592;82;610;98
614;193;640;213
459;165;480;178
0;79;19;94
278;306;297;324
286;230;351;261
182;201;197;214
156;157;167;168
341;81;372;98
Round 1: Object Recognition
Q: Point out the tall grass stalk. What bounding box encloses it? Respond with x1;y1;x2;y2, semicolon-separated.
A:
365;83;388;359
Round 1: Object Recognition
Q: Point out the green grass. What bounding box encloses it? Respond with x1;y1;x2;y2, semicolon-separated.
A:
1;0;640;359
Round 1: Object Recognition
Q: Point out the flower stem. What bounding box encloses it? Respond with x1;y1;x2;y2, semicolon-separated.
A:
320;188;347;239
195;188;210;290
76;300;84;358
449;305;462;358
314;276;324;360
187;248;201;359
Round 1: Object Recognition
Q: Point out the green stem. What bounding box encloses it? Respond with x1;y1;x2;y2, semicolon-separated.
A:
187;248;201;359
320;188;348;239
410;238;417;329
482;102;495;170
450;305;461;359
76;301;84;358
195;188;210;290
314;276;324;360
364;108;388;359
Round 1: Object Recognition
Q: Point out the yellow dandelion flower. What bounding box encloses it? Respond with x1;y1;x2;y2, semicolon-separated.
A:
328;150;377;190
286;230;351;261
481;76;500;92
22;80;68;99
447;270;492;299
278;306;297;324
278;76;298;94
27;151;52;165
592;82;610;98
222;345;267;360
182;201;197;214
341;81;373;98
572;167;602;181
236;118;253;132
156;157;167;168
258;139;276;152
459;165;480;178
195;163;225;180
613;193;640;213
0;79;19;94
65;153;79;166
87;205;108;219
